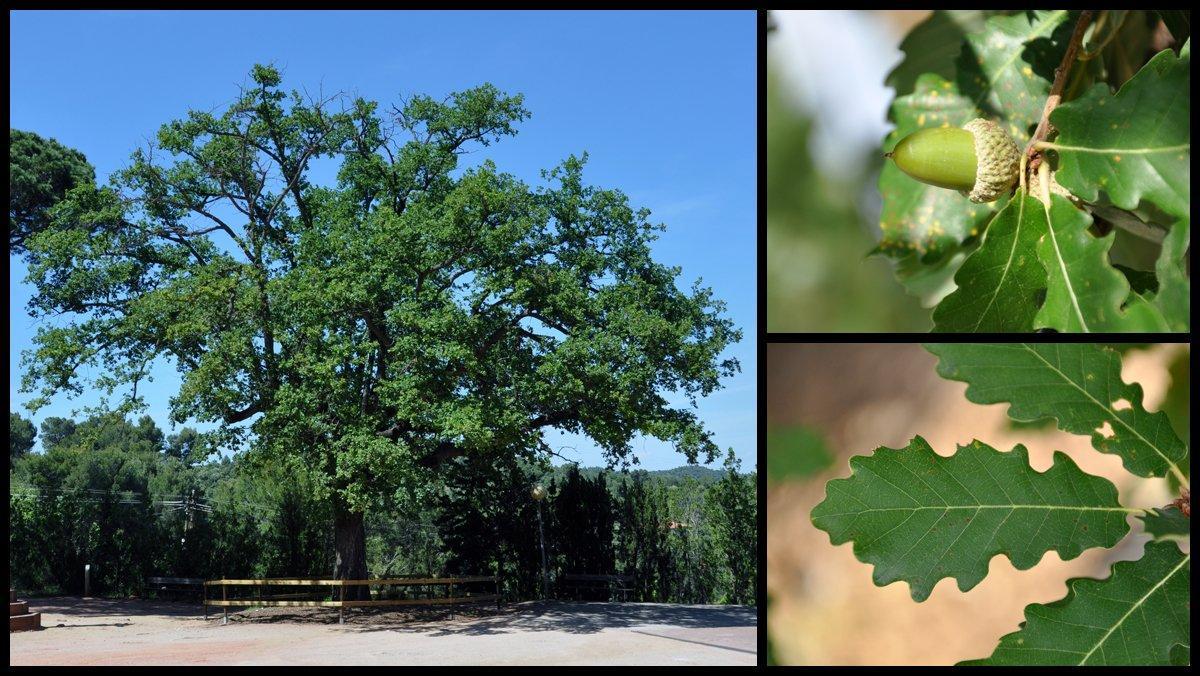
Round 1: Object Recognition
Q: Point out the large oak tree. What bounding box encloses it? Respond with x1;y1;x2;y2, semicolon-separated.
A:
17;65;741;597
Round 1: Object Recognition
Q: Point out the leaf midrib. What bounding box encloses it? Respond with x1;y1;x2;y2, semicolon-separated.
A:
1039;200;1089;331
1078;553;1191;665
971;194;1027;331
818;505;1136;518
1018;344;1188;486
1050;142;1190;155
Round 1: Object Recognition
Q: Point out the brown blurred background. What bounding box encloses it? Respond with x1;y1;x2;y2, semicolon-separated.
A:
766;343;1189;666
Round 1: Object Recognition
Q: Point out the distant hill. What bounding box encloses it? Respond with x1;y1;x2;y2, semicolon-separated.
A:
547;463;728;487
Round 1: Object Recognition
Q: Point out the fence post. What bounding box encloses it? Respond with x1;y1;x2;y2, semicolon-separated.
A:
203;582;207;620
222;582;227;626
339;581;345;625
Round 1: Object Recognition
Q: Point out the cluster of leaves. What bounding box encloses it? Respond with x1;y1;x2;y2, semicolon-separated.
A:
879;11;1190;332
811;343;1190;665
10;411;756;605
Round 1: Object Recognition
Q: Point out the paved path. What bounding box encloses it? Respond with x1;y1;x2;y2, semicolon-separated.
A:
9;597;757;666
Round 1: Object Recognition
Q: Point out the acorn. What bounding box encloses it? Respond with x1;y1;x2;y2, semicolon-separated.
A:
886;118;1021;203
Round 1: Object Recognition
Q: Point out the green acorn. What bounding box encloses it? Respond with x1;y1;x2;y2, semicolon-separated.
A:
886;118;1021;203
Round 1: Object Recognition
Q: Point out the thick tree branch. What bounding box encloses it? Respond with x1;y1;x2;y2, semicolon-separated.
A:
415;441;466;468
223;401;262;424
527;410;573;430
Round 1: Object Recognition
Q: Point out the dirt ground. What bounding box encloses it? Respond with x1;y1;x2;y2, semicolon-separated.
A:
8;597;757;666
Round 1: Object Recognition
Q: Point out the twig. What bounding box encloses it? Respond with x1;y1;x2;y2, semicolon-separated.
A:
1025;10;1095;164
1085;203;1168;244
1172;488;1190;517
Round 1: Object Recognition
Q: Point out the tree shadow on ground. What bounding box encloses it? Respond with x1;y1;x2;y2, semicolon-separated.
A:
20;596;204;619
212;601;757;637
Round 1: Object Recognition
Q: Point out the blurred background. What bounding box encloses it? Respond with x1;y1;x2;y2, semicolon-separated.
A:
768;10;939;332
766;343;1189;665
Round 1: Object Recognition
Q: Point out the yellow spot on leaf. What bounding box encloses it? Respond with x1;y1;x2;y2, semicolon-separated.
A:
918;114;926;126
1022;66;1033;77
1113;156;1122;163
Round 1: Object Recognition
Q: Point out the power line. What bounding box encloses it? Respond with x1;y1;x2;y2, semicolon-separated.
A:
10;485;210;509
13;495;164;507
8;479;457;518
9;484;189;501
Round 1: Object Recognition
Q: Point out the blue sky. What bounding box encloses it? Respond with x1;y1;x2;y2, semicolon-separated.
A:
9;10;756;471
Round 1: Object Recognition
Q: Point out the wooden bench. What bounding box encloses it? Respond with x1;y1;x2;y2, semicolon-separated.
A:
145;577;205;602
561;574;634;602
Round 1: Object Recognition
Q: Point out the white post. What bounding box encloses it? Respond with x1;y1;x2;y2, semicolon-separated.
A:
84;564;91;597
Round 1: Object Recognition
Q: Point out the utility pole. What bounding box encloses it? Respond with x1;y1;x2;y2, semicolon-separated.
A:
182;488;196;544
531;484;549;600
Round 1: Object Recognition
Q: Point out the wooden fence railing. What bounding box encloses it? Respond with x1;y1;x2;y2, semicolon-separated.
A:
204;576;500;624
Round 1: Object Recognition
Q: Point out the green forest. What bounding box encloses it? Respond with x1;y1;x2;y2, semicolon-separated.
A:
9;411;757;606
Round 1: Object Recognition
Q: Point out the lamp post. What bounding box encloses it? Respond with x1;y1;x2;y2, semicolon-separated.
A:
531;484;548;600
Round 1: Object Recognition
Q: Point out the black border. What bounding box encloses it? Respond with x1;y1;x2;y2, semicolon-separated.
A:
756;8;769;670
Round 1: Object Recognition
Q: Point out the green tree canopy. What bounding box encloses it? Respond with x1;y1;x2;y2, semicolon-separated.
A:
9;128;96;251
10;412;37;461
38;416;77;451
707;448;757;604
164;427;214;465
34;413;165;456
17;64;740;588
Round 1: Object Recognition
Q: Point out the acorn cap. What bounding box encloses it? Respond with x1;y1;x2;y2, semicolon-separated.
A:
961;118;1021;203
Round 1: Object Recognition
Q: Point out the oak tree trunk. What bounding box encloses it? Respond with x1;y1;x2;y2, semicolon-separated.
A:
333;506;370;601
